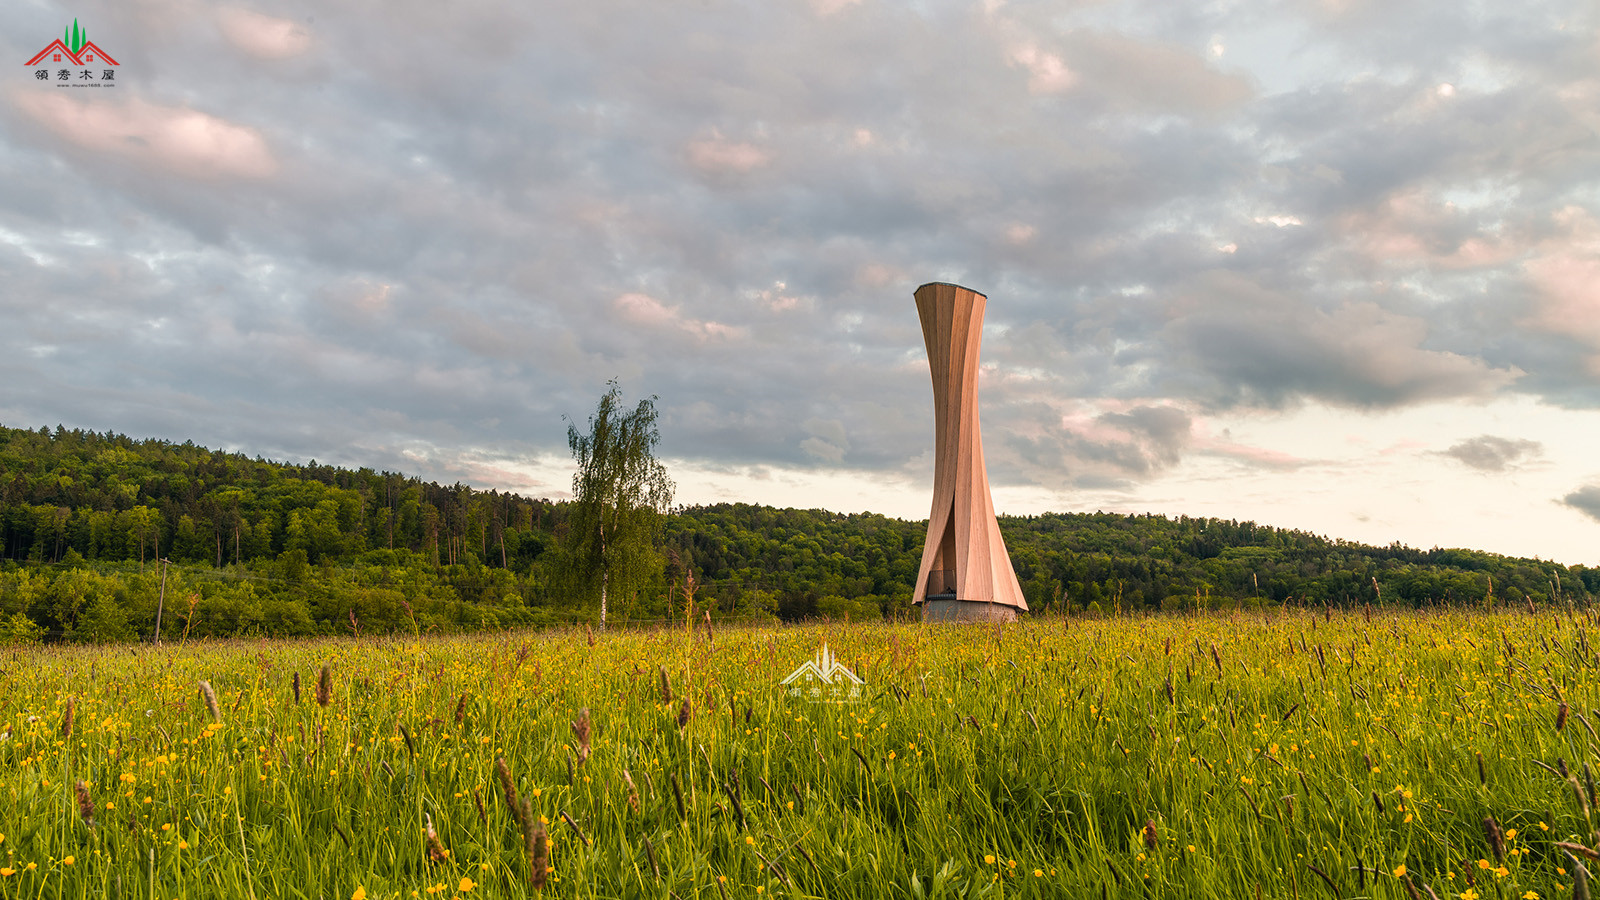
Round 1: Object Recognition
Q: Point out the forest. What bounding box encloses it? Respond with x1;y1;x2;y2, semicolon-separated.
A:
0;423;1595;641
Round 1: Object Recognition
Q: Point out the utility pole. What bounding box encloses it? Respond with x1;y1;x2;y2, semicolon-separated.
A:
153;558;169;644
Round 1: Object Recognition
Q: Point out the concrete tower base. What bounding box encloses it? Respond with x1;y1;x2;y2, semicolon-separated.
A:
922;599;1019;624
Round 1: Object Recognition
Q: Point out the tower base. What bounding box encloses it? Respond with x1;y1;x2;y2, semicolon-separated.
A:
921;599;1019;624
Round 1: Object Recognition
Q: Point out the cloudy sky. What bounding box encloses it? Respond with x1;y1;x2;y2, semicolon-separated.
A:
5;0;1600;564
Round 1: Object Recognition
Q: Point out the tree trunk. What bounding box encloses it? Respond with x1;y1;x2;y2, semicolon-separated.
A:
599;525;609;630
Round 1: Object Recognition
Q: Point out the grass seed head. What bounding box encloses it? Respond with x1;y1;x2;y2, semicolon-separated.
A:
74;779;95;828
292;671;301;704
1483;816;1505;864
571;708;592;764
1143;819;1159;850
316;663;332;708
60;696;74;739
1570;852;1593;900
529;821;550;890
677;697;691;730
1560;702;1571;733
623;769;640;812
425;813;448;863
198;680;221;723
495;757;524;828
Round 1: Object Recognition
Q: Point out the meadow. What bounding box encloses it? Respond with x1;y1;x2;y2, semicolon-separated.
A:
0;608;1596;899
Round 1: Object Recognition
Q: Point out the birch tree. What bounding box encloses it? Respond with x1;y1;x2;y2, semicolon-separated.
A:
564;382;674;629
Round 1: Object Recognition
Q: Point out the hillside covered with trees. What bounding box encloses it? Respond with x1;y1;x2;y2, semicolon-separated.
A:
0;423;1594;641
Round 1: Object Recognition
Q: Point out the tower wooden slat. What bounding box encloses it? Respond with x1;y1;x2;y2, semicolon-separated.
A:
912;283;1027;623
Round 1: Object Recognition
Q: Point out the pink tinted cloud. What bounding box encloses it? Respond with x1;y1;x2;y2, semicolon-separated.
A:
1183;417;1314;470
685;135;771;174
1524;208;1600;360
1378;439;1429;457
612;292;745;340
756;281;806;313
15;93;277;179
1336;189;1515;270
614;292;678;327
1007;43;1077;94
1196;439;1311;470
808;0;863;14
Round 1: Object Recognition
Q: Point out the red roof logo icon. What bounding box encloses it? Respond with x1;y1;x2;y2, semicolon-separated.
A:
25;19;118;67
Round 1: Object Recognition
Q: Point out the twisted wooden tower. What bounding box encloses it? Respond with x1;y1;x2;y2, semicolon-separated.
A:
913;282;1027;623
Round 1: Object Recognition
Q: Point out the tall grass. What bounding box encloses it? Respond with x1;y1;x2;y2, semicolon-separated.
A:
0;608;1595;898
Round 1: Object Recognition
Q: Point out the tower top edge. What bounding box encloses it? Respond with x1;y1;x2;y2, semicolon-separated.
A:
914;281;988;299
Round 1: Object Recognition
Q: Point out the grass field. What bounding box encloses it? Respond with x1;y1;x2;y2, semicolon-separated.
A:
1;608;1596;899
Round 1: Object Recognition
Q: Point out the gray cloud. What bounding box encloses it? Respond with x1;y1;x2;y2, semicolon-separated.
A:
1;0;1598;499
1563;486;1600;524
1439;435;1544;472
800;418;850;463
996;402;1194;490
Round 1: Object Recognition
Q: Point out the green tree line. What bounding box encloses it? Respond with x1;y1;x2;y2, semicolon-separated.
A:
1;423;1595;641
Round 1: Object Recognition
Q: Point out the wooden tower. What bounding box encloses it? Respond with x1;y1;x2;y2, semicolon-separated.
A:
913;282;1027;623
